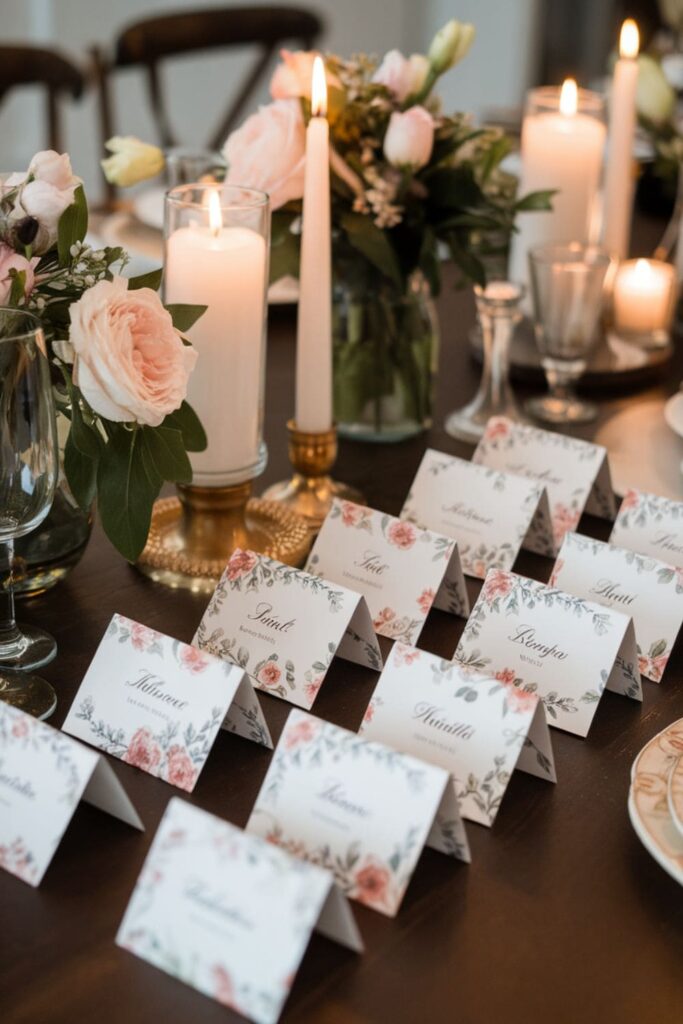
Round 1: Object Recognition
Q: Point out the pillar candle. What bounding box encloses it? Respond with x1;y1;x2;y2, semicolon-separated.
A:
165;191;267;485
295;55;333;433
602;20;639;258
509;80;606;289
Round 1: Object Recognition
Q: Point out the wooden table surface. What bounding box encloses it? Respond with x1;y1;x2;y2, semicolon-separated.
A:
4;262;683;1024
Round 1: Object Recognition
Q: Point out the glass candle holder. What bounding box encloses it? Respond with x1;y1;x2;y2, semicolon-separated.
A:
509;82;606;290
164;183;270;486
612;258;677;349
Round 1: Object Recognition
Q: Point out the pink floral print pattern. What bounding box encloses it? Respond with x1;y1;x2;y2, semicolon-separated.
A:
386;520;416;549
123;727;162;773
226;548;258;581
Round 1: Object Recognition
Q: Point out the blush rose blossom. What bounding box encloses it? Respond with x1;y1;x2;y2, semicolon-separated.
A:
69;276;197;427
223;99;305;210
179;645;210;673
270;49;340;100
284;717;319;749
372;49;429;102
165;745;197;791
417;587;435;615
387;520;416;549
393;643;421;666
620;489;640;511
129;622;157;652
227;549;258;581
340;501;363;526
123;728;162;772
383;107;434;170
484;418;510;442
482;569;512;604
0;243;38;304
353;857;391;908
257;661;282;688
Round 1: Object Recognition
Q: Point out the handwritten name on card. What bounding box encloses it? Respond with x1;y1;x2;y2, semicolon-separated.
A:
400;448;554;578
472;416;616;553
195;550;382;710
454;569;641;738
611;489;683;568
360;642;556;827
63;614;271;792
117;798;362;1024
306;499;469;644
247;710;469;917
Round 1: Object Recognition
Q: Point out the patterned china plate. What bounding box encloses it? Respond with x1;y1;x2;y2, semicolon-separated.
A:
628;718;683;885
667;755;683;840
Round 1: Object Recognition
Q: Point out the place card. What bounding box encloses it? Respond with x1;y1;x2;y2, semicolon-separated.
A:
550;532;683;683
63;613;272;793
472;416;616;553
0;703;142;886
610;488;683;568
194;549;383;709
117;798;362;1024
453;568;642;738
247;709;470;917
359;642;556;827
305;498;469;643
400;448;555;579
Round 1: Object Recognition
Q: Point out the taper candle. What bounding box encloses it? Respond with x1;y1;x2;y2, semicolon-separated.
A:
602;19;639;258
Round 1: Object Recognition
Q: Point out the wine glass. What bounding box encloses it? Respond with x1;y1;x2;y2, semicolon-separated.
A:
527;243;611;424
0;308;59;719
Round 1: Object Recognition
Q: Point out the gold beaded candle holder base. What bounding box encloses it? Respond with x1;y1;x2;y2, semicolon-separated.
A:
261;420;365;531
136;480;311;593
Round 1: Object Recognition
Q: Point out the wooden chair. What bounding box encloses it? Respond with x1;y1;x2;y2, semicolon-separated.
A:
0;45;84;152
91;6;323;202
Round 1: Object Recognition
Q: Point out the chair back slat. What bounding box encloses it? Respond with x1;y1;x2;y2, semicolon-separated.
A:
0;45;84;154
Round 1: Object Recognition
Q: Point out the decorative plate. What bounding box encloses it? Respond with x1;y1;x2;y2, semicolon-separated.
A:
667;754;683;840
628;717;683;885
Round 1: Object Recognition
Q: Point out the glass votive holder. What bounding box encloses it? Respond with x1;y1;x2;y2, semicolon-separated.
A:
612;258;677;349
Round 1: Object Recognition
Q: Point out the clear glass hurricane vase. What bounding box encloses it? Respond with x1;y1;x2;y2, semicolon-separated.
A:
0;308;59;719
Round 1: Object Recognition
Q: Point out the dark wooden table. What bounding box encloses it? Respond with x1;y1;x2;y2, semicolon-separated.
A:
4;261;683;1024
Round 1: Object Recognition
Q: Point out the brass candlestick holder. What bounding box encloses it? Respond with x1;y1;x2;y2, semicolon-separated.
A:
262;420;365;531
136;481;311;593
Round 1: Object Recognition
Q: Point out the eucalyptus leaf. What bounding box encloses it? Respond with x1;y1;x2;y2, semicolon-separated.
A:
166;303;207;333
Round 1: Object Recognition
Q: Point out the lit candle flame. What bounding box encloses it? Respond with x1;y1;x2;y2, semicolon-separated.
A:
311;55;327;118
635;257;654;278
619;19;639;59
208;188;222;237
559;78;578;116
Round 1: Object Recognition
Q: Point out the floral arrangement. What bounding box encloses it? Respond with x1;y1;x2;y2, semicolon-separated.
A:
0;150;206;561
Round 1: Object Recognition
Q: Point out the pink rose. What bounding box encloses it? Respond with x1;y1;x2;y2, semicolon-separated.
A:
0;243;37;304
482;569;512;604
340;501;362;526
284;717;319;749
393;643;421;667
353;857;391;909
472;559;487;579
123;728;161;772
165;745;197;791
69;276;197;426
372;50;429;102
257;661;282;688
226;548;258;581
383;107;433;170
129;622;157;651
179;644;210;673
502;682;537;715
495;667;517;685
304;677;323;704
417;587;435;615
484;417;511;441
373;607;396;630
270;49;340;100
6;150;80;253
387;520;416;549
223;99;305;211
552;504;580;545
620;489;640;511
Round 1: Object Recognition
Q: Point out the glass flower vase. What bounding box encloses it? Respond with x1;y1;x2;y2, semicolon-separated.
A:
333;271;438;442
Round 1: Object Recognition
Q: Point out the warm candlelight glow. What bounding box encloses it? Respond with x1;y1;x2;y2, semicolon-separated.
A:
619;19;639;59
208;189;222;237
311;55;327;118
559;78;578;116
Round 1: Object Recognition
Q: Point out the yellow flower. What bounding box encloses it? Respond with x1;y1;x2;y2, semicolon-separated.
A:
101;136;165;187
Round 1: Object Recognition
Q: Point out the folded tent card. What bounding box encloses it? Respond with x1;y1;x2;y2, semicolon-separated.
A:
194;549;383;710
453;568;641;738
400;448;555;579
305;498;469;642
0;702;142;887
246;709;470;917
62;613;272;793
360;642;556;828
472;416;616;553
610;488;683;568
550;532;683;683
117;798;362;1024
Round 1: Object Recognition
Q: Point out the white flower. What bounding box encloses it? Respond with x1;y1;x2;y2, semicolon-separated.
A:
637;55;676;124
372;50;430;103
383;107;434;170
101;136;165;187
427;19;475;75
6;150;81;254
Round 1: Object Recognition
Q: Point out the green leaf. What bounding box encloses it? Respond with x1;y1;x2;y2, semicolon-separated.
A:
425;166;482;210
650;638;668;659
162;400;207;452
270;229;300;284
69;394;104;460
447;235;486;287
128;268;163;291
63;431;98;510
57;184;88;266
515;189;556;212
165;303;207;333
478;135;512;181
97;427;160;562
339;213;402;288
8;269;26;307
271;210;298;247
140;425;192;484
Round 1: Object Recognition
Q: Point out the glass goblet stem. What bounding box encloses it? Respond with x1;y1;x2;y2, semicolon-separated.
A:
0;538;25;661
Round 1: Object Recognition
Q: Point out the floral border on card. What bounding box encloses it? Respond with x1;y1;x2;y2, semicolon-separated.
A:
254;714;440;914
555;535;683;682
616;489;683;530
454;570;633;720
0;706;85;884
